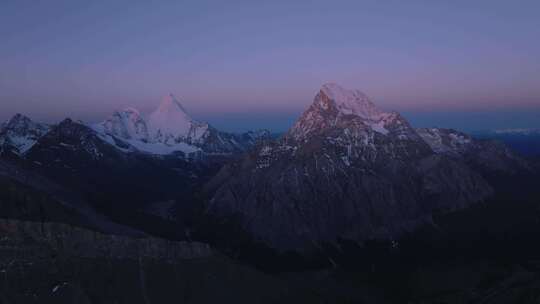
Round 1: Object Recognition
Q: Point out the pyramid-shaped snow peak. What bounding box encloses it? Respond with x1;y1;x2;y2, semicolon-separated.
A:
91;94;206;155
147;94;198;143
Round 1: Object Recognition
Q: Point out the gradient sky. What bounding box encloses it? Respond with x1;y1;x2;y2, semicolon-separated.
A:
1;0;539;132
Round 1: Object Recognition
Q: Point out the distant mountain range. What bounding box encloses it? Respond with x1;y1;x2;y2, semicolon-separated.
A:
0;94;271;159
471;129;540;156
0;84;536;253
0;95;273;242
92;94;272;155
0;84;539;302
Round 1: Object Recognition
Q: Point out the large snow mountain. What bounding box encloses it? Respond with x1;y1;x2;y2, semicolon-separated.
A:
288;83;409;139
207;83;498;251
94;94;270;156
284;83;432;162
147;94;207;145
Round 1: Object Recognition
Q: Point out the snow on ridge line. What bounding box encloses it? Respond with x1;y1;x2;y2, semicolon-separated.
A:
91;123;200;155
320;83;384;121
416;128;472;154
289;83;394;138
92;94;210;155
102;107;149;142
124;138;200;155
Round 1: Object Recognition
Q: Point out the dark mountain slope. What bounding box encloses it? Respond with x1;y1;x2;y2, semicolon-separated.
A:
206;84;508;251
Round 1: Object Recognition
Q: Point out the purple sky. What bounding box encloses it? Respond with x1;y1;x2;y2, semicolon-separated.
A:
1;0;539;132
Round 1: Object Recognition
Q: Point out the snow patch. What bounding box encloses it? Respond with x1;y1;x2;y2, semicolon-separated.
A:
52;282;68;294
92;123;200;155
369;120;389;135
320;83;383;120
126;138;200;155
416;128;472;154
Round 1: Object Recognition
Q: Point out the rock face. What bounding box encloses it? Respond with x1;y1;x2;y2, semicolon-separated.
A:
0;114;49;156
207;83;494;251
0;219;212;260
0;219;324;304
27;118;132;166
0;219;283;303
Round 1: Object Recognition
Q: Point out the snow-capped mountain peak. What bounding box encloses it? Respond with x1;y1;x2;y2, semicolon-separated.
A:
99;107;149;141
148;94;198;144
91;93;269;156
0;114;49;155
319;83;383;119
154;93;189;116
288;83;402;140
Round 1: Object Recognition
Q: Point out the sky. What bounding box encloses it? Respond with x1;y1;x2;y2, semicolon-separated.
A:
1;0;539;132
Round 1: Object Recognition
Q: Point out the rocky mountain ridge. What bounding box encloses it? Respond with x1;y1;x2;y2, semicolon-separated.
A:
206;83;516;251
0;94;270;160
0;219;211;261
417;127;531;173
0;84;539;303
0;113;49;156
